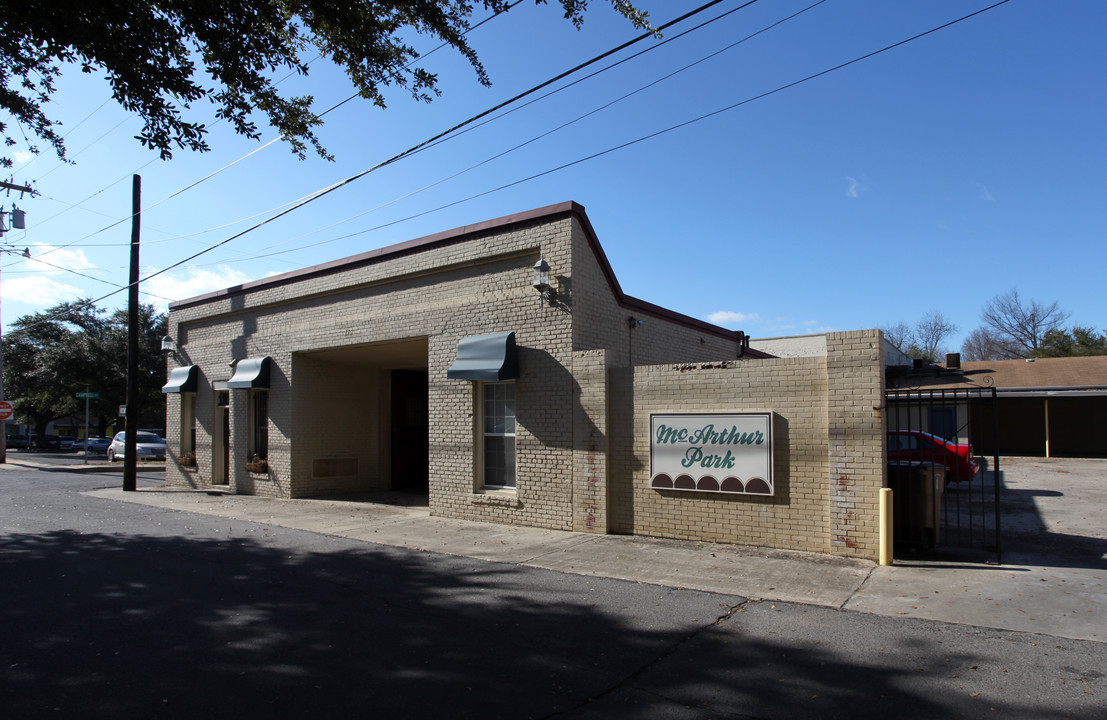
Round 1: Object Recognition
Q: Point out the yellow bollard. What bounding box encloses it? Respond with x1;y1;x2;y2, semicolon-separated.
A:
879;487;894;566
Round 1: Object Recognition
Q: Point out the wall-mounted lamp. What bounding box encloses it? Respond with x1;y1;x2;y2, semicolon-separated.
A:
533;258;555;304
161;335;178;360
533;258;551;293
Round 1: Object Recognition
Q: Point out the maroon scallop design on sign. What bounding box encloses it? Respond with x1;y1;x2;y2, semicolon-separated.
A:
674;474;696;490
720;477;745;493
744;477;771;495
697;476;719;491
651;474;673;489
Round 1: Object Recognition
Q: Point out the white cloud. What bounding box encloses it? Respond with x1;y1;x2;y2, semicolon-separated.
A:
707;310;760;326
13;150;33;164
143;265;252;310
977;183;995;201
0;244;97;310
26;243;95;273
844;175;868;198
1;274;84;306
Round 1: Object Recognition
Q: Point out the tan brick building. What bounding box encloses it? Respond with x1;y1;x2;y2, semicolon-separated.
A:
163;202;887;559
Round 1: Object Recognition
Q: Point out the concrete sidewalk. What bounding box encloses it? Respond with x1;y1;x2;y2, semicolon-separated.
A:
81;457;1105;645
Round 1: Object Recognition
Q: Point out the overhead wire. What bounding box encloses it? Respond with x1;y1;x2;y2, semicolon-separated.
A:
86;1;734;274
13;97;113;175
218;0;828;263
5;0;1011;337
209;0;1014;264
111;0;1015;294
24;1;524;254
13;0;727;285
0;2;537;328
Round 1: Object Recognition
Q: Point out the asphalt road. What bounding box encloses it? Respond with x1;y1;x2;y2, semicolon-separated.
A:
1;466;1104;719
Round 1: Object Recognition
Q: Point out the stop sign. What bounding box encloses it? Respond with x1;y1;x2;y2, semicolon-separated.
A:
0;401;12;421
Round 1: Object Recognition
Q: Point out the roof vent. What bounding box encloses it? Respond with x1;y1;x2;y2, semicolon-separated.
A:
946;353;961;370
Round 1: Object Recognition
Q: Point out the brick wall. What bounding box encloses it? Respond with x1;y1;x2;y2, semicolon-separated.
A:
163;202;885;558
825;330;887;557
612;330;885;560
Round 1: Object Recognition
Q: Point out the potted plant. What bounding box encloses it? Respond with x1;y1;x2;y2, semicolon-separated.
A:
245;454;268;474
179;450;197;468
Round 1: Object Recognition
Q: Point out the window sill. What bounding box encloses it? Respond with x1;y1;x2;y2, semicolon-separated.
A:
471;489;519;508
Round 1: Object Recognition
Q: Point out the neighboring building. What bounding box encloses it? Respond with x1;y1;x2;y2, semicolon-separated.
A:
163;202;887;559
886;355;1107;457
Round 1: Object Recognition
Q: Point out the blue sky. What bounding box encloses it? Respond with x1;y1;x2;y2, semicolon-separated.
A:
3;0;1105;353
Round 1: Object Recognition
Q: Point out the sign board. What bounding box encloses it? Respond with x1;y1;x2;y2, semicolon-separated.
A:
649;413;773;496
76;392;99;399
0;401;12;421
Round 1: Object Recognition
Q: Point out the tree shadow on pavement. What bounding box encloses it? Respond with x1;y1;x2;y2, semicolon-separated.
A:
0;530;1096;719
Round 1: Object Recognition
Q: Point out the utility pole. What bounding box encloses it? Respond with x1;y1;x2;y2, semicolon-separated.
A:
0;181;32;464
123;175;140;492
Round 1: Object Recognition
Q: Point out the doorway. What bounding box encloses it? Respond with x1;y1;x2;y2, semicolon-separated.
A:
390;370;428;493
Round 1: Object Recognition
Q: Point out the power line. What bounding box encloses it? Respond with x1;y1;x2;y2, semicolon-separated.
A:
86;1;733;283
215;0;1013;264
19;3;522;254
186;0;827;266
5;0;1012;338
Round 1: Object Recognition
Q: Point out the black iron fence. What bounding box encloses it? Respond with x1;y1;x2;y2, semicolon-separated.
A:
885;387;1002;563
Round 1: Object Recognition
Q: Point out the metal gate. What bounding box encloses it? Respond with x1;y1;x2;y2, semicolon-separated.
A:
885;387;1002;563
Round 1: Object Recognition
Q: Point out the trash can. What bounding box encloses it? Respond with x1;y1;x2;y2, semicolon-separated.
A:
887;461;945;547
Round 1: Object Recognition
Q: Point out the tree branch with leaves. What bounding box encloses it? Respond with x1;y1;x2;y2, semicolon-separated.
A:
0;0;650;167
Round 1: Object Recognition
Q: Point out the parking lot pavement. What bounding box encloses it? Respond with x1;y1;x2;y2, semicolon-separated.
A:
846;457;1106;642
17;454;1107;643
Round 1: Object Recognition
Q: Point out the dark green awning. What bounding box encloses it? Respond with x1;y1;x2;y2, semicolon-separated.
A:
227;356;271;389
447;332;518;381
161;365;198;393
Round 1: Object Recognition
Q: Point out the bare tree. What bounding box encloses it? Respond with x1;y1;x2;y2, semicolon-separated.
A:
961;327;1015;361
883;312;957;364
980;288;1069;357
916;311;958;362
882;321;914;352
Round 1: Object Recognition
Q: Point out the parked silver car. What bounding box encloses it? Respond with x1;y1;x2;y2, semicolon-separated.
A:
74;437;113;454
107;432;166;462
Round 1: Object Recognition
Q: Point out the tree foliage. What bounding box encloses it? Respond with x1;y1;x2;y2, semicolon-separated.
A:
1031;326;1107;358
3;301;168;438
0;0;650;167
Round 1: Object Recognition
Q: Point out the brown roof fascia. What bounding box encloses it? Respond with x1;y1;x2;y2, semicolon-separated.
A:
569;205;769;357
169;201;583;311
168;201;769;356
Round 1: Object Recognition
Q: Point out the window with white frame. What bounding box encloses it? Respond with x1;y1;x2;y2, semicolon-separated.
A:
480;381;516;489
250;390;269;459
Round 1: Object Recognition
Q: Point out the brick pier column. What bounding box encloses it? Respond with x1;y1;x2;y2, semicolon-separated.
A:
825;330;886;560
572;349;608;533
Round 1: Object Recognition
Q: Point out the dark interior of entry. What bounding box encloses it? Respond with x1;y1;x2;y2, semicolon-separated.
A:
390;369;429;493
